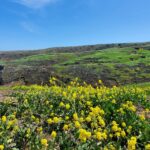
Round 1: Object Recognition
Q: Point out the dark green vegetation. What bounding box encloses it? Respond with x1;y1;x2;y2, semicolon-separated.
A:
0;42;150;86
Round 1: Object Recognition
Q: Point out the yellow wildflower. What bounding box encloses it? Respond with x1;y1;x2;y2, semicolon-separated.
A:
65;116;69;120
59;102;65;107
109;144;116;150
65;104;70;109
63;124;69;131
102;132;107;139
85;116;91;122
86;101;92;106
112;121;117;125
53;117;60;123
79;129;91;142
86;131;91;139
112;99;116;104
99;119;105;127
72;93;77;99
145;144;150;150
63;91;67;97
127;136;137;150
79;117;84;122
0;145;4;150
112;125;118;132
73;113;78;121
98;80;102;84
37;127;43;133
109;133;113;138
121;130;126;137
115;132;120;137
51;131;57;138
122;122;126;127
139;114;145;121
31;115;36;120
75;121;81;128
41;139;48;147
96;132;103;140
47;118;53;124
1;116;7;123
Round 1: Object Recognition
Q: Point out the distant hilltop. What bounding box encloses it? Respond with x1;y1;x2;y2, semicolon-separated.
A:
1;41;150;53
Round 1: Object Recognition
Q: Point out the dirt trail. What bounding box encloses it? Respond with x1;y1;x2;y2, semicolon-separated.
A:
0;91;5;102
0;90;12;102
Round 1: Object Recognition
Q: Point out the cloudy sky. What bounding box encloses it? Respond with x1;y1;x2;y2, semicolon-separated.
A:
0;0;150;50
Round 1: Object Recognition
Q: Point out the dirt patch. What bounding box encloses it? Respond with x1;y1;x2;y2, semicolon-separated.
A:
137;105;150;119
0;90;12;102
0;91;6;102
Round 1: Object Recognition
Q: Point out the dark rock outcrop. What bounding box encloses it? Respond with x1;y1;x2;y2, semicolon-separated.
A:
2;65;55;85
0;65;4;85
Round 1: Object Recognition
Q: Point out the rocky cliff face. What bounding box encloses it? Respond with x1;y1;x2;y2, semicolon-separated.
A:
0;65;4;85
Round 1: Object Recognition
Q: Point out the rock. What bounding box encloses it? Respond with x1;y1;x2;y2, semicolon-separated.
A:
0;65;4;85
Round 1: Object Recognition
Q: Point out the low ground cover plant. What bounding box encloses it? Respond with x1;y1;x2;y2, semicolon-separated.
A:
0;78;150;150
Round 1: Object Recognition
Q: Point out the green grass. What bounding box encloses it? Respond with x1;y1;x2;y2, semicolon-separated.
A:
0;61;6;65
0;86;11;90
9;53;78;65
59;47;150;66
127;82;150;88
2;47;150;68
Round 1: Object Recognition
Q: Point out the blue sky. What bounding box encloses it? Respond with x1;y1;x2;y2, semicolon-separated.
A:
0;0;150;50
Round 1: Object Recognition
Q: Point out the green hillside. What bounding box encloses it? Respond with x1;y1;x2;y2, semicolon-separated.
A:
0;42;150;86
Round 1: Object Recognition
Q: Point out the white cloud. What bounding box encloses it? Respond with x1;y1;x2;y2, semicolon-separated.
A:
13;0;56;9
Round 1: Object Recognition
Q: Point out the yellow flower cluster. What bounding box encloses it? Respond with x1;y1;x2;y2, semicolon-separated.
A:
95;131;107;140
0;78;149;149
121;101;136;112
111;121;126;138
79;129;91;142
127;136;137;150
47;116;62;124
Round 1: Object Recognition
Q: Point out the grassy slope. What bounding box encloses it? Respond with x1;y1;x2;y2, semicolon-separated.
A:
0;43;150;85
1;47;150;66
